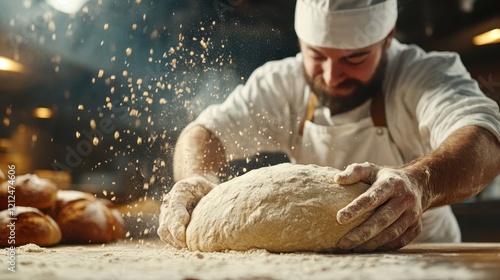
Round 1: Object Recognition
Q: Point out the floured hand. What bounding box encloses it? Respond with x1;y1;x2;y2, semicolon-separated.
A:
334;162;425;252
157;176;216;249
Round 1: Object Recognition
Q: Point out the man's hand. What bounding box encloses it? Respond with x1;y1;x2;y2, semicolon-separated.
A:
157;176;216;249
334;162;426;252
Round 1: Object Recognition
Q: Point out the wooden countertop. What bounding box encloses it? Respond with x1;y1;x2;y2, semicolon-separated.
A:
2;240;499;280
399;243;500;279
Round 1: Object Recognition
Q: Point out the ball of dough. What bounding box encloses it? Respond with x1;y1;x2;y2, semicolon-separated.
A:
186;163;372;253
0;174;57;211
0;206;62;247
53;190;126;243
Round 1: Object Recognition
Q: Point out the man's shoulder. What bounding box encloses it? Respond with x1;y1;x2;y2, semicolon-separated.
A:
385;39;470;95
389;40;465;73
253;54;303;77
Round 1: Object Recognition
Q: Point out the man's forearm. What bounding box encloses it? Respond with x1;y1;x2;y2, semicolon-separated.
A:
173;125;227;183
403;125;500;210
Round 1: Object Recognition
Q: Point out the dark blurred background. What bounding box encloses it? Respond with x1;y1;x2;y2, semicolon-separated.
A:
0;0;499;240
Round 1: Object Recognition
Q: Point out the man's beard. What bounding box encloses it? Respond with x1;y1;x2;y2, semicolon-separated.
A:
304;53;387;116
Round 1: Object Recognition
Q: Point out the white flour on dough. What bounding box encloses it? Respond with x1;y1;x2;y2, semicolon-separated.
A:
186;163;372;252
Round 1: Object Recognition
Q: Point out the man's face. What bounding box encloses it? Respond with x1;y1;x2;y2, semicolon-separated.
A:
300;37;391;115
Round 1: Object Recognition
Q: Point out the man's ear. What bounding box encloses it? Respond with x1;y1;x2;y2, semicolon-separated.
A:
385;27;396;50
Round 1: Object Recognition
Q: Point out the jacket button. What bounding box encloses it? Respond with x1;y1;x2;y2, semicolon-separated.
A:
376;128;384;135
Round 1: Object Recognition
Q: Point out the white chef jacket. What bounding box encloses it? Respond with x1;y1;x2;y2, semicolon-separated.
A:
187;39;500;243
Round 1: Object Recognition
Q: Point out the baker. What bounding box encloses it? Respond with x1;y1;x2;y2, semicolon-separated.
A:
158;0;500;251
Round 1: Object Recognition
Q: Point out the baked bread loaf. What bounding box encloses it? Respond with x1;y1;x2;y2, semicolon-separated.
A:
0;174;57;210
0;206;62;247
51;190;126;243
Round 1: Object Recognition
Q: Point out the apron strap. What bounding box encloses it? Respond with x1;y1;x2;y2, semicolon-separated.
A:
298;91;386;136
298;92;318;136
371;91;387;127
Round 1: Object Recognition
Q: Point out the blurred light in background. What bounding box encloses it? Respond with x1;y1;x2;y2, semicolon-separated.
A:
45;0;90;14
459;0;477;13
473;28;500;46
33;107;53;119
0;56;26;73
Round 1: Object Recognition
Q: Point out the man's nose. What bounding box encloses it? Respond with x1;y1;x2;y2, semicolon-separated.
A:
323;60;345;87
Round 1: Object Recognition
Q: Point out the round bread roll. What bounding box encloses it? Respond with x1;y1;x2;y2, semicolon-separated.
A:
0;174;57;211
0;206;62;247
186;163;372;253
53;190;126;243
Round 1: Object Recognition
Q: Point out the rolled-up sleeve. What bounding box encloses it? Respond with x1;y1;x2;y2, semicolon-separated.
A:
189;56;306;161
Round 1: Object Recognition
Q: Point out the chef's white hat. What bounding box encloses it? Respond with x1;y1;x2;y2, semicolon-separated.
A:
294;0;398;49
